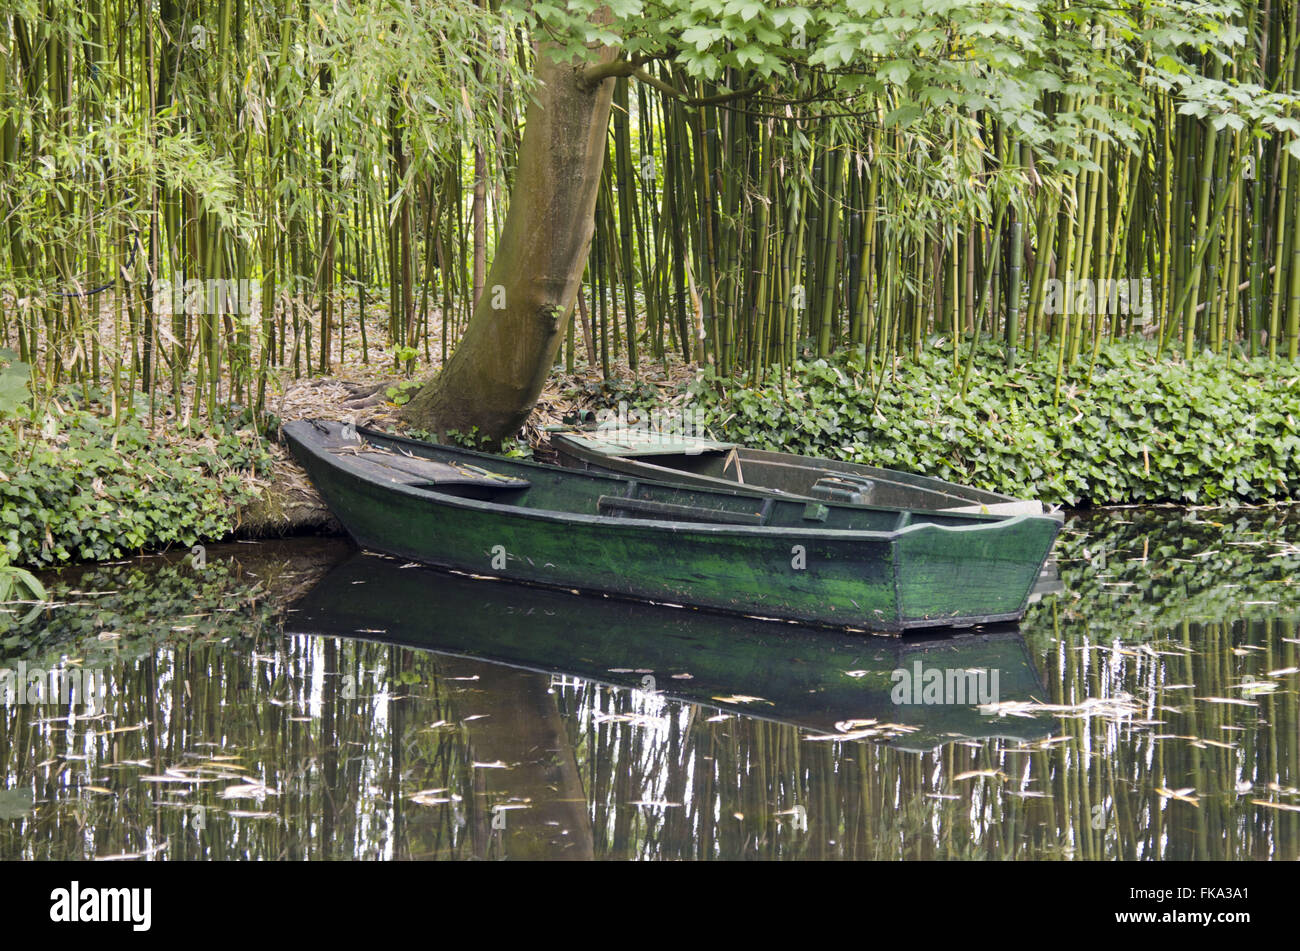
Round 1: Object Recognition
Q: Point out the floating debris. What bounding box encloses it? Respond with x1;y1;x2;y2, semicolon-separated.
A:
981;694;1141;719
220;782;278;800
952;769;1008;782
1251;800;1300;812
95;842;169;861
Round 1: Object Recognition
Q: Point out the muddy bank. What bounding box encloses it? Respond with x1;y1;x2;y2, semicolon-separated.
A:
236;444;341;538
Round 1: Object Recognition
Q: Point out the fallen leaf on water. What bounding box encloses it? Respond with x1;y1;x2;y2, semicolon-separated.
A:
953;769;1007;782
592;712;664;727
139;774;216;784
1251;800;1300;812
835;718;878;732
95;842;168;861
806;722;918;741
712;694;771;705
1155;786;1200;805
981;695;1140;718
1197;696;1258;706
220;782;278;800
1239;681;1278;696
410;789;460;806
90;724;145;737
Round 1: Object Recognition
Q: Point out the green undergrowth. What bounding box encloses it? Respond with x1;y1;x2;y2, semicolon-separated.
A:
0;386;272;570
689;340;1300;507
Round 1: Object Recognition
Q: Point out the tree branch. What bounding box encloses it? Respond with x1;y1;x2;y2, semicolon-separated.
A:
581;55;761;106
630;67;762;106
580;54;647;86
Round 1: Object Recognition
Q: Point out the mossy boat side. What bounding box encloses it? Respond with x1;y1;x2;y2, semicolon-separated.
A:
283;419;1061;632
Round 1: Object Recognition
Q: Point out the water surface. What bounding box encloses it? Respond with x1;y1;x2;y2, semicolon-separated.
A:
1;507;1297;859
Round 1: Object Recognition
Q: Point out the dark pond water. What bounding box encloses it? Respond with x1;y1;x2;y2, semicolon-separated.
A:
1;507;1298;860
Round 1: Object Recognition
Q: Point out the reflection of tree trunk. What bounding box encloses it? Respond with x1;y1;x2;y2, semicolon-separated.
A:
402;30;618;444
439;659;594;860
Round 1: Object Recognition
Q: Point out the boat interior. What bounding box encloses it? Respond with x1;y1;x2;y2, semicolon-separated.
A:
581;447;981;509
312;422;1018;533
550;431;1045;515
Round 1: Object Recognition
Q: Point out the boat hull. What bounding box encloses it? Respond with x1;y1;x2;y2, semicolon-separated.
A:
284;420;1060;632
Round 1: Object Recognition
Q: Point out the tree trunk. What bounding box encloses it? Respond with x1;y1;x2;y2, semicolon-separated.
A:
402;39;618;444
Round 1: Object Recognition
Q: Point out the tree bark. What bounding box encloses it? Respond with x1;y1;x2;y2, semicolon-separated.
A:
403;38;618;444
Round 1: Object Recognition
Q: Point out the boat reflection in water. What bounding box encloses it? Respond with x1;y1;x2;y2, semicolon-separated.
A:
286;552;1055;753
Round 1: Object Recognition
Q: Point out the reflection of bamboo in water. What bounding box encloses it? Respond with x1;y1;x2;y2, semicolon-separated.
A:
4;539;1300;861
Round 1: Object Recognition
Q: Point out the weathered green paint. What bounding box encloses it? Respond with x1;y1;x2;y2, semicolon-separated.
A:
288;551;1055;750
284;420;1061;632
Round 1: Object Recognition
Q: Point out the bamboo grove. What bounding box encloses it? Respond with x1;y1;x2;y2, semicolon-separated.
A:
3;0;1300;425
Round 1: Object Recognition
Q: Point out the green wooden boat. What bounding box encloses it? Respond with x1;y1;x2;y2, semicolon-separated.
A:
283;419;1061;632
286;551;1056;750
550;426;1052;517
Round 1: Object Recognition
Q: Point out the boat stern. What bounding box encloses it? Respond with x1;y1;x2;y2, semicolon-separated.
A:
889;515;1062;629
